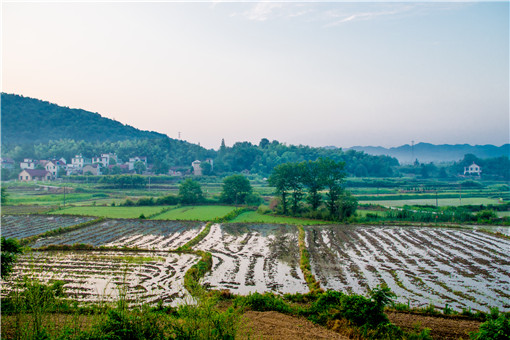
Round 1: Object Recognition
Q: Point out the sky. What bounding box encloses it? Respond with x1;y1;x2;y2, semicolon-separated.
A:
2;1;509;150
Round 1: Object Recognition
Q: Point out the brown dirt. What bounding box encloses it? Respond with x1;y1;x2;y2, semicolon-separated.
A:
387;311;482;340
239;311;348;340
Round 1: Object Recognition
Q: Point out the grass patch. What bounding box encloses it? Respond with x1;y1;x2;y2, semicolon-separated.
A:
49;206;170;219
153;205;237;221
229;211;329;225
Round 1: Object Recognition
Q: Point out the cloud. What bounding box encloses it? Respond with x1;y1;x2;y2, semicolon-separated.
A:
236;2;284;21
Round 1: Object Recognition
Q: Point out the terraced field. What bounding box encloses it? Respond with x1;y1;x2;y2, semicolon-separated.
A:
305;225;510;312
1;215;96;239
30;219;204;250
2;251;198;305
195;223;309;294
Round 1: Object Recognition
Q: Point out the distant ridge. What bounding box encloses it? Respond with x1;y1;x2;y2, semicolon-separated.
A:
347;143;509;164
1;93;167;145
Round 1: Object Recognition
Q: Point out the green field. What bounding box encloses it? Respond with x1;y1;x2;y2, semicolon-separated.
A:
497;211;510;217
229;211;329;225
153;205;237;221
49;206;170;218
360;197;502;208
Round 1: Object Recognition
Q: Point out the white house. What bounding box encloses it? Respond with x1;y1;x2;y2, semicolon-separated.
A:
45;159;66;178
464;162;482;177
71;155;91;170
192;160;202;176
20;158;37;170
92;153;118;167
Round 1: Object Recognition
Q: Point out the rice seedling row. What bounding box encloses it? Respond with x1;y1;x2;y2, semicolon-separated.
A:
2;251;198;305
195;223;309;294
1;215;96;239
305;225;510;312
30;219;205;250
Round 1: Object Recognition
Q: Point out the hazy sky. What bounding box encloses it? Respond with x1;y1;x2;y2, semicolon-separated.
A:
2;1;509;150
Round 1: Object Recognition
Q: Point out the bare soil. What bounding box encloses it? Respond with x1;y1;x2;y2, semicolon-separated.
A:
387;311;482;340
239;311;348;340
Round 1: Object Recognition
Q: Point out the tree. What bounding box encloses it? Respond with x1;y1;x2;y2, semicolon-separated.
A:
110;165;122;175
178;178;204;204
1;237;22;278
200;162;212;176
153;159;170;175
337;193;358;220
268;164;291;214
134;161;146;174
1;187;8;204
302;159;327;211
220;175;252;205
322;159;346;217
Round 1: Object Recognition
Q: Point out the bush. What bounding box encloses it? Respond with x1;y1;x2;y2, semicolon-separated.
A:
470;310;510;340
235;292;292;314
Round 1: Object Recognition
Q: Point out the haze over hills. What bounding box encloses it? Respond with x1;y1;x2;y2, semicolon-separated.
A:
1;93;507;173
346;143;510;164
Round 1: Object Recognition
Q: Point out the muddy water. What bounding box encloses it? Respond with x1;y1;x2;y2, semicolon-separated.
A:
30;219;204;250
2;251;198;306
306;225;510;312
195;224;309;294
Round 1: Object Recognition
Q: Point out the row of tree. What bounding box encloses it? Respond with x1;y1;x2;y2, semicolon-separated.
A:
269;159;357;221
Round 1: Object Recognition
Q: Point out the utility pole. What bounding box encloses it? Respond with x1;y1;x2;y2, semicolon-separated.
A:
148;176;151;192
435;189;438;208
63;184;66;207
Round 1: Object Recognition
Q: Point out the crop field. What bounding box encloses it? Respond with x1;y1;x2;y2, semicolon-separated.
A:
304;225;510;312
2;251;198;305
1;205;57;215
153;205;237;221
30;219;204;250
1;215;96;239
229;211;329;225
49;206;171;218
359;197;501;207
195;223;309;294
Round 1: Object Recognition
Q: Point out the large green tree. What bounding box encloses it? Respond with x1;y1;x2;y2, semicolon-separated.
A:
1;237;22;278
220;175;252;205
178;178;204;204
268;163;292;214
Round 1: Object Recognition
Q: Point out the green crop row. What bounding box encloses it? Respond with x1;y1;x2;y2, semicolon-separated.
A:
297;225;322;294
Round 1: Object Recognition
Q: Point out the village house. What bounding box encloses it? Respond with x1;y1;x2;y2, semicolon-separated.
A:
83;164;102;176
1;157;15;169
192;160;202;176
464;162;482;177
20;158;37;170
92;153;118;167
45;159;67;178
127;156;147;171
18;169;52;181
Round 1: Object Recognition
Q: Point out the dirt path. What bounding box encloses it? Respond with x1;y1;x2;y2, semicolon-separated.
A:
387;311;482;339
239;311;348;340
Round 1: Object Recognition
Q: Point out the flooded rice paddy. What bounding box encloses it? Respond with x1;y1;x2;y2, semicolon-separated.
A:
195;223;309;294
2;251;198;305
305;225;510;312
29;219;204;250
1;215;95;239
2;215;509;311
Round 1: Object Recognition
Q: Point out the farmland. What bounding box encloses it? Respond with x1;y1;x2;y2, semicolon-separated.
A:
28;219;204;250
3;250;198;305
305;225;510;312
48;206;172;218
153;205;237;221
229;211;330;225
2;212;509;313
1;215;95;239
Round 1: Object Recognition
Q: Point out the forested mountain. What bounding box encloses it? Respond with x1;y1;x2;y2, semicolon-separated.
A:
1;93;166;145
348;143;510;164
1;93;401;176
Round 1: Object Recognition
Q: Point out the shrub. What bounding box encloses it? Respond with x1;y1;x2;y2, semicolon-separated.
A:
235;292;292;314
470;311;510;340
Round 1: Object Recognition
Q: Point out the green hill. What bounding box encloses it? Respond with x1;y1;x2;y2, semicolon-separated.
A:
1;93;166;145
